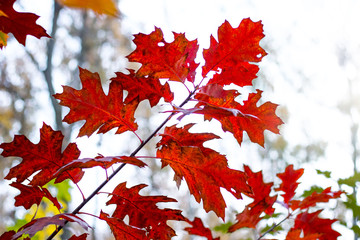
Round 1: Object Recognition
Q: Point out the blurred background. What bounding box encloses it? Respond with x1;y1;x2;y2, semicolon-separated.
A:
1;0;360;239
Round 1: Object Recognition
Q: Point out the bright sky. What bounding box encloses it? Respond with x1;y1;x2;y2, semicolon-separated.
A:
117;0;360;238
2;0;360;239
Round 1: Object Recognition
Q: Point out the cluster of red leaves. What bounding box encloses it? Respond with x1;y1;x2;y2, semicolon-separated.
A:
228;165;343;239
0;9;344;240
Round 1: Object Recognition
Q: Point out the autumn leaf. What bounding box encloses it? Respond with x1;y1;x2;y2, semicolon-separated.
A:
0;0;50;46
243;165;277;215
185;217;220;240
190;84;283;146
290;187;344;211
228;205;264;231
55;155;147;176
105;182;185;239
56;0;119;17
275;165;304;205
292;210;340;240
0;123;84;186
127;27;199;83
229;166;277;232
202;18;266;87
11;213;90;240
54;67;139;138
156;124;251;219
110;69;174;107
11;182;61;210
100;212;147;240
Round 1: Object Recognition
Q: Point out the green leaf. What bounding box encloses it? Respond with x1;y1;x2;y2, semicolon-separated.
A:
343;194;360;218
260;223;283;235
338;172;360;187
316;169;331;178
302;186;324;198
213;221;233;233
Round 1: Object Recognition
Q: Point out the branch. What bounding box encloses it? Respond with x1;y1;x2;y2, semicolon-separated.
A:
46;88;196;240
257;213;292;240
43;1;63;132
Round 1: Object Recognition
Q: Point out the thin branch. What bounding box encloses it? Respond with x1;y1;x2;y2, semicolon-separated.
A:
24;49;41;70
257;213;292;240
46;88;196;240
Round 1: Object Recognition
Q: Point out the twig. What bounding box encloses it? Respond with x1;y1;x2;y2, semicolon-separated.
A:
257;213;292;240
46;88;196;240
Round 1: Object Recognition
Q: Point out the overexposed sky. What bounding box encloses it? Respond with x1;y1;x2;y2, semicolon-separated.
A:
2;0;360;239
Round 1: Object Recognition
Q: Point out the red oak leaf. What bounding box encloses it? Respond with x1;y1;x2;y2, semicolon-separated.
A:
244;165;276;215
156;124;251;219
68;233;88;240
228;204;263;231
290;187;344;211
229;167;276;232
105;182;185;239
55;155;147;176
54;67;139;137
275;165;304;205
202;18;266;87
185;217;220;240
11;182;61;210
292;210;340;240
0;0;50;46
0;123;84;186
192;84;283;146
100;212;147;240
110;69;174;107
127;27;199;83
12;213;90;240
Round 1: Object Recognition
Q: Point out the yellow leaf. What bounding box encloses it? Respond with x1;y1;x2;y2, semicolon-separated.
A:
0;31;8;49
56;0;119;17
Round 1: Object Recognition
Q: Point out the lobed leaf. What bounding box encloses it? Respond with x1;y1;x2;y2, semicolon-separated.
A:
243;165;277;215
54;67;139;138
202;18;266;87
193;84;283;146
0;123;84;186
105;182;185;239
156;124;251;219
110;69;174;107
275;165;304;205
228;205;263;231
0;0;50;46
229;166;277;233
290;187;343;210
127;27;199;83
11;182;61;210
291;210;340;240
